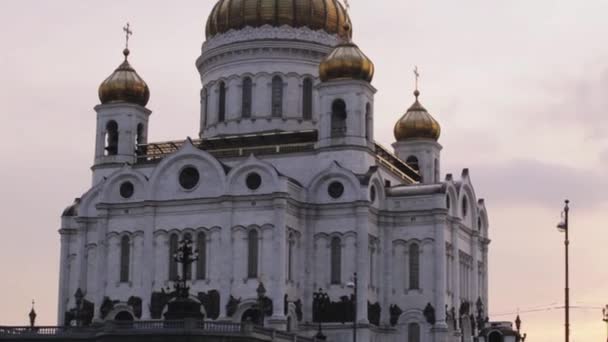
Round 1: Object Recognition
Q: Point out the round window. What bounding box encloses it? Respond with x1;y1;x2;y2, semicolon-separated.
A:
370;186;376;203
328;181;345;199
120;182;134;199
246;172;262;190
179;167;200;190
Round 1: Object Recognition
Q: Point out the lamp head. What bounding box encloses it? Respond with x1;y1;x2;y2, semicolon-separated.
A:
556;220;567;232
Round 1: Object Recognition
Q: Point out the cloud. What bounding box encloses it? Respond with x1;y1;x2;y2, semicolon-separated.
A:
467;159;607;210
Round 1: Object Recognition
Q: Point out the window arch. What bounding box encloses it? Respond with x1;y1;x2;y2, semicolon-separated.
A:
409;243;420;289
271;76;283;117
365;102;371;141
197;232;207;280
169;234;179;281
462;196;468;217
218;81;226;122
489;331;503;342
331;99;347;138
105;121;119;156
408;322;421;342
302;78;313;120
242;77;253;118
120;235;130;283
330;237;342;284
406;156;420;171
247;229;259;278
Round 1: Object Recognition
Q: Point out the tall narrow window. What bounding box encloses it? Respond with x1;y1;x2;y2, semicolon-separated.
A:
331;99;347;138
247;230;259;278
434;158;440;183
197;232;207;280
135;123;144;155
271;76;283;117
408;323;421;342
218;82;226;123
202;87;208;125
105;121;119;156
409;244;420;289
406;156;420;171
287;233;295;281
169;234;178;281
462;197;468;217
369;247;374;286
242;77;253;118
302;78;313;120
120;235;130;283
365;103;371;141
184;233;192;280
330;237;342;284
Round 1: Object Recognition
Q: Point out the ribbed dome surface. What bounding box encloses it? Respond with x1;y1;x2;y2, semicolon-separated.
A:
205;0;351;39
319;42;374;82
394;91;441;141
99;49;150;107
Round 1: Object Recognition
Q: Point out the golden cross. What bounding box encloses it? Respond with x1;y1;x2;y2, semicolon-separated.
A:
414;66;420;91
123;23;133;49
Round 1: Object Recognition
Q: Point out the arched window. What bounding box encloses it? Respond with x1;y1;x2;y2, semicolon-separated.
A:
287;233;295;282
169;234;179;281
135;123;144;155
462;197;468;217
242;77;253;118
365;103;371;141
183;233;192;280
271;76;283;117
247;229;259;278
302;78;313;120
105;121;119;156
434;158;440;183
120;235;130;283
331;99;347;138
202;87;209;125
330;237;342;284
218;81;226;122
478;217;482;231
408;323;421;342
489;331;503;342
446;195;451;210
197;232;207;280
406;156;420;171
409;244;420;289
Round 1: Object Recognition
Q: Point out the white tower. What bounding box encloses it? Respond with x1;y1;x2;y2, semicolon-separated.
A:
94;42;151;172
392;88;442;184
317;29;376;149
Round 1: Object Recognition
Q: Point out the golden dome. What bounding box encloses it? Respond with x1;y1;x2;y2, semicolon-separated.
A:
99;49;150;107
394;90;441;141
205;0;351;39
319;42;374;82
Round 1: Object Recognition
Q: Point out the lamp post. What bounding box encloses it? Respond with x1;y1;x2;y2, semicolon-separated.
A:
346;273;358;342
602;305;608;342
29;300;37;329
313;288;327;340
556;200;570;342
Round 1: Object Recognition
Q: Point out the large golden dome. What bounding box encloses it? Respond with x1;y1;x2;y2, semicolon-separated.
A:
205;0;351;39
394;90;441;141
319;41;374;82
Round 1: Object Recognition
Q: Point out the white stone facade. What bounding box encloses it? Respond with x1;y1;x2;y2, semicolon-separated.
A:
59;22;490;342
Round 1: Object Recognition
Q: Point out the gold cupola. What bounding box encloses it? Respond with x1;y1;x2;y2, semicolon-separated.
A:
319;23;374;83
394;90;441;141
98;48;150;107
206;0;352;40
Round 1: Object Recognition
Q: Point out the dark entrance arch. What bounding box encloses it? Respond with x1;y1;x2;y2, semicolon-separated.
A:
115;311;134;321
242;308;262;325
488;331;503;342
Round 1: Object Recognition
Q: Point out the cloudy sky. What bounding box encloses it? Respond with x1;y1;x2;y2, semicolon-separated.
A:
0;0;606;341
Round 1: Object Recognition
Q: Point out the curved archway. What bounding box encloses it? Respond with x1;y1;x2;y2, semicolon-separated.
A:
115;311;134;321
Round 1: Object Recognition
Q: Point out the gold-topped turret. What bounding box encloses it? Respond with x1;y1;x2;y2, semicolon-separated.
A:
394;87;441;141
98;24;150;107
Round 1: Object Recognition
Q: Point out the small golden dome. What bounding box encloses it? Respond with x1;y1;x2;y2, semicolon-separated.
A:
206;0;352;40
394;90;441;141
99;49;150;107
319;41;374;82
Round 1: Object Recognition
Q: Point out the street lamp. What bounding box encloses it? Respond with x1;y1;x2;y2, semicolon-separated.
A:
602;305;608;342
346;273;357;342
556;200;570;342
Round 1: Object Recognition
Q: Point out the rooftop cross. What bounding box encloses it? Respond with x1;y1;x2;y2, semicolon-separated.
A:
414;66;420;92
123;23;133;49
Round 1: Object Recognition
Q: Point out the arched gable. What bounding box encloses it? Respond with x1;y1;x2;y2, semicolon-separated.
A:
307;161;365;203
100;164;149;203
368;172;387;210
226;154;284;196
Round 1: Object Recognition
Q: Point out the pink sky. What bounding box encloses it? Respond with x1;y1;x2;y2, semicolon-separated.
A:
0;1;606;341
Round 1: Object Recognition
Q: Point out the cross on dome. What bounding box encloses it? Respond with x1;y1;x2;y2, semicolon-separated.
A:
123;23;133;49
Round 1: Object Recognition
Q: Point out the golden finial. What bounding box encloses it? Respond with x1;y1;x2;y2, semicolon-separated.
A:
413;66;421;99
123;23;133;58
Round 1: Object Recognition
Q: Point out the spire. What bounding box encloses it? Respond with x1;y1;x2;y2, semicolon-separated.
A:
29;300;37;328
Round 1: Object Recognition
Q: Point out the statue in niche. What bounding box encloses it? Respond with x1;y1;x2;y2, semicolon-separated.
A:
367;302;381;326
64;289;94;326
423;303;436;325
127;296;142;319
226;295;241;317
150;288;176;319
100;297;117;320
312;290;354;323
389;304;402;327
294;299;303;322
198;290;220;320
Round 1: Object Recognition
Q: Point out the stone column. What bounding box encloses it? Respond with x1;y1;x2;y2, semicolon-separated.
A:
471;232;480;303
452;221;461;331
57;228;73;325
219;201;234;320
432;216;449;342
95;213;110;320
140;206;156;320
380;217;392;326
355;207;369;324
268;198;288;329
302;209;315;323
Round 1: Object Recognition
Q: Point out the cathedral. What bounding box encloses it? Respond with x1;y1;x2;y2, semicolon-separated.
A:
58;1;492;341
